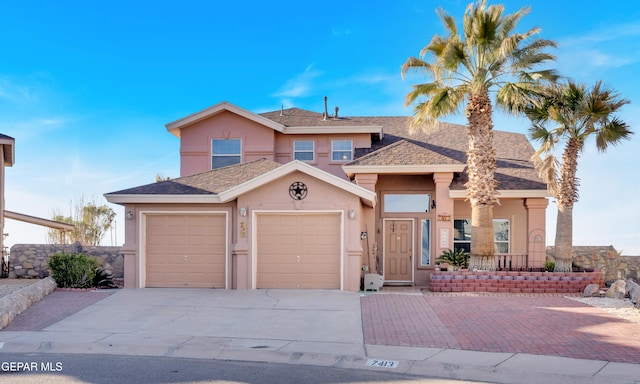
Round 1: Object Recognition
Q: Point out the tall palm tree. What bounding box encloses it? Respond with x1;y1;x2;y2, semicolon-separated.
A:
526;80;632;272
402;0;557;270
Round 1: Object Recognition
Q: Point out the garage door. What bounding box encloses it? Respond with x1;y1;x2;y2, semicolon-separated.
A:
145;213;226;288
257;213;341;289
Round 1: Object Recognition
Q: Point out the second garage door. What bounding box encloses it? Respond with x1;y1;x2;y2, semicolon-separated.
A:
145;213;227;288
256;213;341;289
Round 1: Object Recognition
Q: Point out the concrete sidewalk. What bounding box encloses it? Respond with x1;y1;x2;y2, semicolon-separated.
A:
0;284;639;384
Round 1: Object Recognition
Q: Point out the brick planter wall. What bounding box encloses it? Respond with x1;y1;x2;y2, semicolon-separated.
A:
429;270;604;293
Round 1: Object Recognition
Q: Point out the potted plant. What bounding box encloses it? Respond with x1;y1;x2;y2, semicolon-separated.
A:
436;248;470;271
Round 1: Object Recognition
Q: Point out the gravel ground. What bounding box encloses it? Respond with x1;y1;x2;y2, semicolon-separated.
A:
567;296;640;324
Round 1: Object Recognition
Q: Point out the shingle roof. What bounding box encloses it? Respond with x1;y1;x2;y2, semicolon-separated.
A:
261;109;544;191
346;117;544;190
107;158;282;195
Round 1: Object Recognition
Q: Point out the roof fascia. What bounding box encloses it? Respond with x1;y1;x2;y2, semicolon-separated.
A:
0;137;15;166
449;190;550;199
4;210;74;231
219;160;377;207
343;164;466;177
165;101;285;138
104;194;223;205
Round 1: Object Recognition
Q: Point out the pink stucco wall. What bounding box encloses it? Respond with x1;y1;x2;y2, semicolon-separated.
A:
179;111;276;176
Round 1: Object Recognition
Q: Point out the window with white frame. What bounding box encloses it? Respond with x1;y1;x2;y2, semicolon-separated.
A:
293;140;314;162
212;139;241;169
453;219;510;253
331;140;353;161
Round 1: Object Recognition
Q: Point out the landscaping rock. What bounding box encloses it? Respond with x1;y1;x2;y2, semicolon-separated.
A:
605;279;627;299
626;280;640;306
583;283;600;297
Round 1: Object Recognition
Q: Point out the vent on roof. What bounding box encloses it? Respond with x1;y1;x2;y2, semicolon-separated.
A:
334;106;339;119
323;96;328;120
280;105;284;116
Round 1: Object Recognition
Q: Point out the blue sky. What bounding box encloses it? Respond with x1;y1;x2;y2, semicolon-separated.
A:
2;1;639;254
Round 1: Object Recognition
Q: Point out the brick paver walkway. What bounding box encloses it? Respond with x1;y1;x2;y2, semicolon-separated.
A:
361;293;640;364
2;290;114;331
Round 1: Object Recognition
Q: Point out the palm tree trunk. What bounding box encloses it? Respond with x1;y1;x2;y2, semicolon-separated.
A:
469;204;496;270
553;138;580;272
466;91;498;271
553;205;573;272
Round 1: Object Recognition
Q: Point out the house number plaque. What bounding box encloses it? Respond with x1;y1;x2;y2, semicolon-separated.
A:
289;181;308;200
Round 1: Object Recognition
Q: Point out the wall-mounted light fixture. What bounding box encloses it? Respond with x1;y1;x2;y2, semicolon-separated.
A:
126;211;134;220
239;207;247;217
348;209;356;220
431;200;436;210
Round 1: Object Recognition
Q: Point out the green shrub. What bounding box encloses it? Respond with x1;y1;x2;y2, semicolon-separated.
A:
544;260;556;272
437;248;470;268
48;252;99;288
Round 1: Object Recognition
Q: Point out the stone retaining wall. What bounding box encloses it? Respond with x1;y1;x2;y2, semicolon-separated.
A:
547;246;640;283
7;243;123;279
429;271;604;293
0;277;56;329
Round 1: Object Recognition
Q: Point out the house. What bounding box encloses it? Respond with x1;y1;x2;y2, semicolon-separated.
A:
0;134;15;269
104;101;549;290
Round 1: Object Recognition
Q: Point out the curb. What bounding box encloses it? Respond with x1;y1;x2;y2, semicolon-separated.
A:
0;277;57;330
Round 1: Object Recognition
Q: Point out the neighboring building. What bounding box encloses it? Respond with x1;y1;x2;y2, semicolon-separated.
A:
105;101;549;290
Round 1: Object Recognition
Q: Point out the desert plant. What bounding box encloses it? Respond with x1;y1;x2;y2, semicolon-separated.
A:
48;252;99;288
93;268;117;289
544;260;556;272
437;248;470;269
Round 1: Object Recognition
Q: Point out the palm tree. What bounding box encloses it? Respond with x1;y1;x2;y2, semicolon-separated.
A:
526;80;632;272
401;0;557;270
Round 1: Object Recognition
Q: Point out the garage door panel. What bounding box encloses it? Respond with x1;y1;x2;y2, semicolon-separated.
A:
257;213;341;289
145;213;226;288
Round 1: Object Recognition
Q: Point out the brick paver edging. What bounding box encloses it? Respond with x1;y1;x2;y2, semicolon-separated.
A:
429;271;604;293
0;277;56;330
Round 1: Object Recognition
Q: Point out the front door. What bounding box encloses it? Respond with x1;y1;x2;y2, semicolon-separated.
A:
384;219;413;282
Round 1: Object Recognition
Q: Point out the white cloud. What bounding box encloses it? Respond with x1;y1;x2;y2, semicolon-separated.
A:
0;77;37;103
557;21;640;76
272;65;324;98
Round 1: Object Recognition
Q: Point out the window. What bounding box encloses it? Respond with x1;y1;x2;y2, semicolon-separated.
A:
384;194;431;213
493;219;510;253
331;140;353;161
453;219;510;254
293;140;314;162
453;219;472;253
421;219;431;266
212;139;241;169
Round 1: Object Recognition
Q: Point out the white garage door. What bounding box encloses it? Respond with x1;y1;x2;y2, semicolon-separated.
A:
145;213;226;288
257;213;341;289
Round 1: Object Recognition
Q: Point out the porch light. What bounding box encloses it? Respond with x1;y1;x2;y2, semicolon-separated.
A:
239;207;247;217
126;211;134;220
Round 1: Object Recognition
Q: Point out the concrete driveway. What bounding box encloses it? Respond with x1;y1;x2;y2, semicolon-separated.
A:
1;288;365;358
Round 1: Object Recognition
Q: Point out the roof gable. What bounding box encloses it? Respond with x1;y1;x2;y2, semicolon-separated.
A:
165;101;285;138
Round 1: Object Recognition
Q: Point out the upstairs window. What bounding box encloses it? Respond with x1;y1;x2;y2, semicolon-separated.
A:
293;140;315;162
331;140;353;161
212;139;241;169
